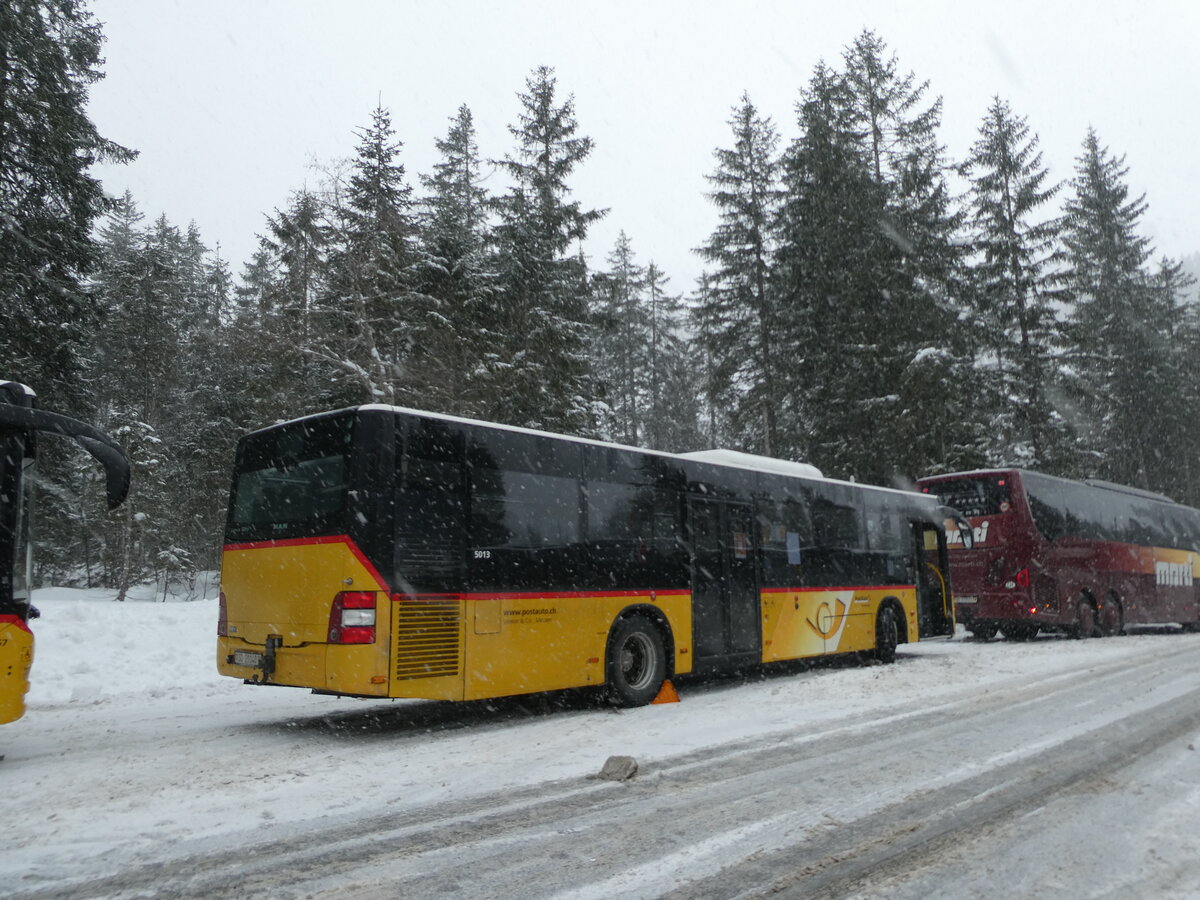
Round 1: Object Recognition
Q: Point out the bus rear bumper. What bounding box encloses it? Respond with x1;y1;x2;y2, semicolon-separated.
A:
957;592;1038;623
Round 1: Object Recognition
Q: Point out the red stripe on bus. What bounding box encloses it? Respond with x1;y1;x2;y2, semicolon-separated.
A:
393;589;693;602
222;534;390;592
222;535;352;552
0;614;32;634
761;584;917;593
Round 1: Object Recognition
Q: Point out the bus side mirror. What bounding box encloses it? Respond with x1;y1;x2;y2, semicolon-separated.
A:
939;507;973;549
956;517;974;549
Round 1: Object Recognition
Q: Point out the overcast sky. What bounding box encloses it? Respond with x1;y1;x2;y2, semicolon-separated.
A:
87;0;1199;294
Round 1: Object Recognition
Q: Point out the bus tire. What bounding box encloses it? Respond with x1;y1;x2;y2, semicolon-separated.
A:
874;605;899;664
1098;596;1123;637
1000;623;1037;641
606;616;667;707
968;622;998;641
1075;598;1097;639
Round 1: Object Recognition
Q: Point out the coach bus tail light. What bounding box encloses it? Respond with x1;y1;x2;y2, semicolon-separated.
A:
218;591;228;637
329;591;377;644
1005;568;1031;590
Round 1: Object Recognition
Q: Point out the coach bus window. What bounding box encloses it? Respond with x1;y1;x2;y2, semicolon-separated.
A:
1023;476;1064;542
933;476;1010;518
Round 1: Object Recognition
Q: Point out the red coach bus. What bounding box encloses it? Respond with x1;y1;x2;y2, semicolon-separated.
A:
916;469;1200;640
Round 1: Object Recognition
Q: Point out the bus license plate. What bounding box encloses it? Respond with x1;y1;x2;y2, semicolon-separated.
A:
956;596;978;604
232;650;265;668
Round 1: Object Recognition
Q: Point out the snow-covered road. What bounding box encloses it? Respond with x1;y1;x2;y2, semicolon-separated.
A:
6;589;1200;898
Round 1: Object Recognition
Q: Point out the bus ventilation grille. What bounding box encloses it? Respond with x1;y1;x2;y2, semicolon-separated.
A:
394;598;463;680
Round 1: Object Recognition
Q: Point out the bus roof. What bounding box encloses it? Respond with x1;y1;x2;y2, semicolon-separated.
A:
250;403;935;505
920;468;1180;507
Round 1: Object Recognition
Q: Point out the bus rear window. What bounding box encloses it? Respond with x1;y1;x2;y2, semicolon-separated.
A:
227;414;354;542
930;477;1011;518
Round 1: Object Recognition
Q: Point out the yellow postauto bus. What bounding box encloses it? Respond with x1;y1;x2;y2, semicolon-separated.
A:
218;405;962;706
1;381;130;724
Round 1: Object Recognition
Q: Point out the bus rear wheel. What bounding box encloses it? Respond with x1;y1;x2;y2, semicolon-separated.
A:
1000;623;1037;641
606;616;667;707
1075;599;1097;639
874;606;899;664
1098;597;1123;637
968;622;998;641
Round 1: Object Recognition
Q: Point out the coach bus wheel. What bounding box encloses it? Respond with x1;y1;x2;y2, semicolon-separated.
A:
1075;599;1097;639
1098;598;1123;637
874;606;899;664
606;616;667;707
1000;623;1037;642
968;622;998;641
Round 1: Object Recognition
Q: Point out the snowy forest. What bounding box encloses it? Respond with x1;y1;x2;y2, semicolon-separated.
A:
3;2;1198;595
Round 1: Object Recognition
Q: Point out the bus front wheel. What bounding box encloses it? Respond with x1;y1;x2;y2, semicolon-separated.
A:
606;616;667;707
874;606;899;664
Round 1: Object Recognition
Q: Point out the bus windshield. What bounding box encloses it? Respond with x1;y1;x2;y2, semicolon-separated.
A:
930;476;1012;519
227;414;355;543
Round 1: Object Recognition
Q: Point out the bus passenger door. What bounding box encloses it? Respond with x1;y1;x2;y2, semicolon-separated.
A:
913;522;953;638
690;498;762;663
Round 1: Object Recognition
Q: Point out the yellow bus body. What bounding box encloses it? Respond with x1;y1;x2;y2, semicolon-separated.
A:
0;616;34;724
219;537;921;702
761;587;918;660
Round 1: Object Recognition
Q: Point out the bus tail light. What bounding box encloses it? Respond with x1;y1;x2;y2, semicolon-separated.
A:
1014;568;1031;588
218;591;228;637
329;591;377;644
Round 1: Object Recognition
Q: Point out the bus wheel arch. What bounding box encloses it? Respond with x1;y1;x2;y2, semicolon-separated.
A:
605;609;670;707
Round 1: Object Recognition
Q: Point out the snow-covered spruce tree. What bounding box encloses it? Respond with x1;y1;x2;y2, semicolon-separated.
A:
1168;261;1200;504
774;43;981;484
591;231;651;444
694;93;784;457
965;97;1075;471
642;262;703;452
1149;257;1199;503
774;62;887;472
0;0;135;408
321;105;424;407
1061;129;1174;492
88;207;190;595
834;32;978;482
417;104;496;418
248;188;334;421
488;66;605;435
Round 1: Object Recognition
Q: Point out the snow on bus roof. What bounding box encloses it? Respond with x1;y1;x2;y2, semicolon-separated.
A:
260;403;932;502
679;448;823;481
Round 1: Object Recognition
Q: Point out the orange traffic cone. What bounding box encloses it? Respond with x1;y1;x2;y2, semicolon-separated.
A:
651;679;680;704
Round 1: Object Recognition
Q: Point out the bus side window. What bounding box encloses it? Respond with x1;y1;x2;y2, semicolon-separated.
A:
1024;476;1066;543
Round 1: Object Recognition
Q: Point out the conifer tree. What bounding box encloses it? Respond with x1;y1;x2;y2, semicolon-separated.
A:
489;66;604;434
418;104;495;416
774;63;884;470
774;44;980;483
965;97;1072;470
694;93;783;456
322;105;422;406
0;0;135;408
592;231;650;444
1061;129;1167;490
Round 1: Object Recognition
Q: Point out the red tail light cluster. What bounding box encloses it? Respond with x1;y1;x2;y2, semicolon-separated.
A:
328;591;377;644
218;591;228;637
1014;567;1031;588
